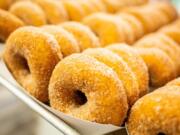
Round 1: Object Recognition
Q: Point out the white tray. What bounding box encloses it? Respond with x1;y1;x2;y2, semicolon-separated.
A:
0;44;127;135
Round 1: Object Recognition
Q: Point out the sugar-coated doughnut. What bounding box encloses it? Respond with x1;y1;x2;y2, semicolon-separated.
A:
166;77;180;87
41;25;80;57
127;85;180;135
49;54;128;125
159;25;180;44
135;33;180;75
62;0;85;21
0;9;24;41
135;48;177;87
118;13;144;40
32;0;68;24
83;48;139;106
4;26;61;102
9;1;47;26
83;13;125;46
77;0;96;16
60;22;100;51
88;0;106;12
107;44;149;97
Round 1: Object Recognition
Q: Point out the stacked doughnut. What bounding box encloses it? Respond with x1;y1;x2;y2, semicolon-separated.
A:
0;1;173;42
134;19;180;87
83;1;177;45
127;77;180;135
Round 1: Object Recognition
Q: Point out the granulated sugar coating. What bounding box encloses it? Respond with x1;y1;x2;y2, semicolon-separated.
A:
106;44;149;97
60;22;100;51
83;48;139;106
127;85;180;135
135;47;177;87
4;26;61;102
41;25;80;57
49;54;128;126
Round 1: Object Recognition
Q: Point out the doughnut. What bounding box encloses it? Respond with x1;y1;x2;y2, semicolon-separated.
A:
127;85;180;135
0;0;12;10
118;13;144;40
49;53;128;125
0;9;24;42
9;1;47;26
4;26;62;102
83;48;139;106
119;6;155;33
135;33;180;75
100;0;122;13
159;25;180;44
32;0;68;24
88;0;106;12
106;44;149;97
116;16;136;44
62;0;85;21
82;13;125;46
166;77;180;87
41;25;80;57
77;0;96;16
135;48;177;87
60;22;100;51
152;2;177;22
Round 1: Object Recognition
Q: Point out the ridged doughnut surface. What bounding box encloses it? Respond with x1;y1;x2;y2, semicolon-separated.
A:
83;48;139;106
4;26;61;102
49;54;128;125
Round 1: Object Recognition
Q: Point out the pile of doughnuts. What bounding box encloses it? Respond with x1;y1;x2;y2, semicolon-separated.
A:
2;0;180;133
0;1;173;42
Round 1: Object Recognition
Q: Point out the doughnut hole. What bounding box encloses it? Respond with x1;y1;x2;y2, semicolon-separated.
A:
16;54;30;75
74;90;87;106
157;132;166;135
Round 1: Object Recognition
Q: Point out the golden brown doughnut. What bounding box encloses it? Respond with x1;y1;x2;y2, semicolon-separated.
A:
88;0;106;12
9;1;47;26
62;0;85;21
83;13;125;46
32;0;68;24
159;25;180;45
83;48;139;106
0;0;12;10
0;9;24;41
135;33;180;75
118;13;144;40
127;85;180;135
106;44;149;97
166;77;180;87
41;25;80;57
77;0;96;16
4;26;62;102
49;53;128;125
60;22;100;51
135;47;177;87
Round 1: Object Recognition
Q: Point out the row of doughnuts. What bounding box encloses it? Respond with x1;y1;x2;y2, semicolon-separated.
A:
134;19;180;87
0;0;148;13
0;1;175;42
83;1;177;46
127;77;180;135
4;17;180;125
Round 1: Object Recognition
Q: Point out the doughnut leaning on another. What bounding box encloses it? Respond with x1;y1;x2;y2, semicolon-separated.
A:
4;26;62;102
49;54;128;125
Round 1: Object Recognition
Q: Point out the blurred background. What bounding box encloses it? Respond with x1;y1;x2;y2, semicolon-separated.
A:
0;85;62;135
